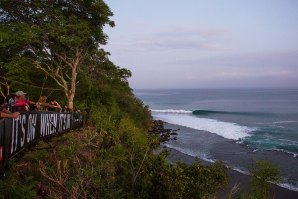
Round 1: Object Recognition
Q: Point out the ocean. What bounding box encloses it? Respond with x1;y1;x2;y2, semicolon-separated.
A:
135;88;298;191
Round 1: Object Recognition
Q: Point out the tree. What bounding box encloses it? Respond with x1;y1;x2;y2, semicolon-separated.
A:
0;0;115;109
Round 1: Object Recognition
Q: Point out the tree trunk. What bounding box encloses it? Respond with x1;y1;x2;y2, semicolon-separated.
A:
38;48;81;111
67;71;77;110
67;94;74;110
68;53;79;110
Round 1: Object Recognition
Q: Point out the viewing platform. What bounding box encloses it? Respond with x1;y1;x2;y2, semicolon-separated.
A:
0;112;83;177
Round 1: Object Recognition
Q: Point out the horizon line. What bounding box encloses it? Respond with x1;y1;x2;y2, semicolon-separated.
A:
133;87;298;90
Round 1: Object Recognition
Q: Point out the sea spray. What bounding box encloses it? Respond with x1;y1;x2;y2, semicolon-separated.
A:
153;111;253;140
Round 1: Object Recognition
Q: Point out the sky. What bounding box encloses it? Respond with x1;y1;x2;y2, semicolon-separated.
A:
103;0;298;89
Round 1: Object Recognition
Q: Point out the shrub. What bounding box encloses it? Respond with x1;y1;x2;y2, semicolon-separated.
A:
249;160;280;199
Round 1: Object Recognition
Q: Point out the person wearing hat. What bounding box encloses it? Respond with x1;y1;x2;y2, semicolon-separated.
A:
14;91;35;111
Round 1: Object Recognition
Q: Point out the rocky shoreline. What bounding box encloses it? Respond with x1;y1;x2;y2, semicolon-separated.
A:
149;120;179;143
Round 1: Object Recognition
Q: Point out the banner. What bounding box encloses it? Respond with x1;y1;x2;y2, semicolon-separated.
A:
0;112;83;176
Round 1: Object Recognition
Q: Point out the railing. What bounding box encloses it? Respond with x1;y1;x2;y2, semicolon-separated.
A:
0;112;83;177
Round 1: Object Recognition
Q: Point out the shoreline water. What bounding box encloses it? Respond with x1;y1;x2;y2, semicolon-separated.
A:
160;120;298;190
137;88;298;197
165;147;298;199
136;88;298;160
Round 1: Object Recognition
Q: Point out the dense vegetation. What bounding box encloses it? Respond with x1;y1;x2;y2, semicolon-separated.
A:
0;1;281;198
0;120;228;198
0;0;228;198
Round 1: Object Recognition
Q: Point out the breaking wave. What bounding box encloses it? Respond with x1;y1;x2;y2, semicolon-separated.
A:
192;109;269;116
152;109;192;114
152;109;253;140
152;109;268;117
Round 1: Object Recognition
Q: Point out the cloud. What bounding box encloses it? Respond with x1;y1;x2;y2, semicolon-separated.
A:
105;25;232;54
170;50;298;69
215;70;293;80
105;22;298;88
136;38;221;50
133;25;231;51
159;26;230;37
144;50;298;88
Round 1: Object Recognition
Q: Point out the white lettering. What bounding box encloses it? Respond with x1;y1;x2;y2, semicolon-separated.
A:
11;119;15;154
40;114;47;137
20;115;26;147
66;114;71;129
59;114;66;132
51;114;58;134
27;114;37;142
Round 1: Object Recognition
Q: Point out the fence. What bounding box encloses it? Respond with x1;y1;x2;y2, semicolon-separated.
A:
0;111;83;177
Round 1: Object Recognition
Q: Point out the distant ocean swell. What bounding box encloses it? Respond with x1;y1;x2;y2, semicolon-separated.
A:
152;109;253;140
152;109;269;116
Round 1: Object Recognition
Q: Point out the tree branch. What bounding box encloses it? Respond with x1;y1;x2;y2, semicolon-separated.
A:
32;60;65;89
54;52;73;68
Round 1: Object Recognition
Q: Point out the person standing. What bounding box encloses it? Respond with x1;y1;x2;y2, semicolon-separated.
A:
48;99;62;112
0;109;20;119
14;91;35;111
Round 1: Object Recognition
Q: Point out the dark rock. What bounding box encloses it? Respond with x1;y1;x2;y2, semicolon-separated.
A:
149;120;180;143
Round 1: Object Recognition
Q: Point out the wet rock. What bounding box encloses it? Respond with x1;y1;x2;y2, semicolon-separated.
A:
149;120;180;143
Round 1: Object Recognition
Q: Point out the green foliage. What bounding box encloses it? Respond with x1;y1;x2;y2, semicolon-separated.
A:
133;155;228;199
0;114;228;199
0;175;37;199
0;0;146;110
0;1;229;199
248;160;280;199
0;0;115;107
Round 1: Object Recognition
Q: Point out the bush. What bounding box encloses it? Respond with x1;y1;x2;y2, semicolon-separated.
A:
0;124;228;199
248;160;280;199
0;175;37;199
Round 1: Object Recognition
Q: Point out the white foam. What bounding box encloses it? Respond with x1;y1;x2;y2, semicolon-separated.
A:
154;113;252;140
164;144;298;192
232;167;250;175
278;183;298;192
266;149;298;158
163;144;215;163
152;109;192;114
273;121;298;124
231;168;298;192
277;138;298;145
